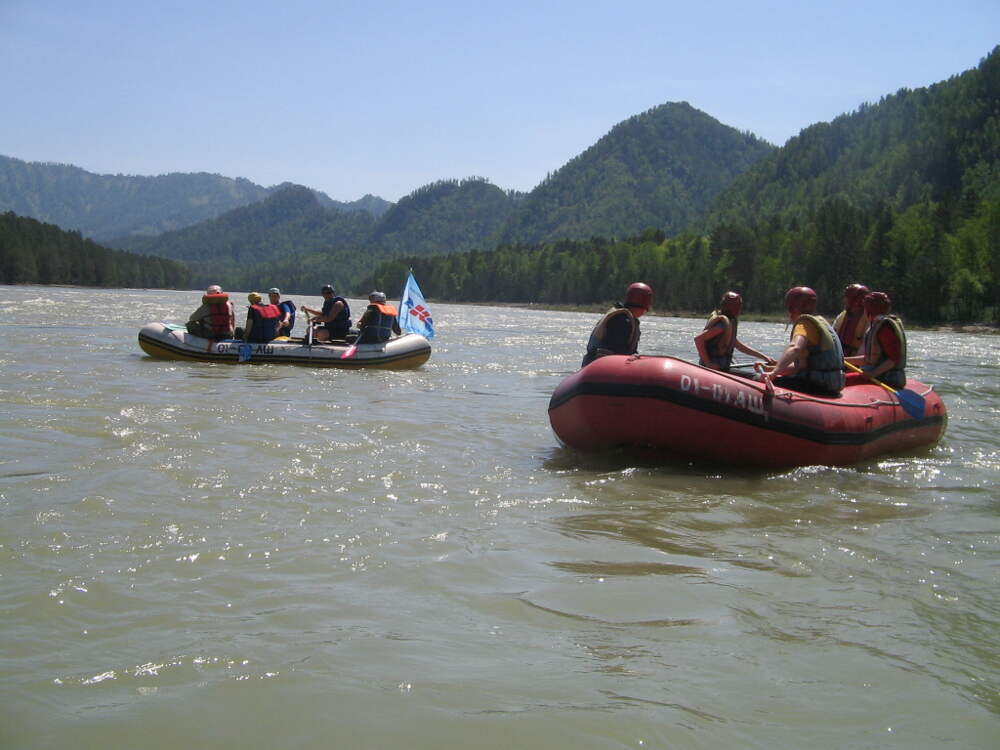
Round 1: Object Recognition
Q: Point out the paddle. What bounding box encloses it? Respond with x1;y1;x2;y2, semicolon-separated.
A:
340;333;359;359
844;361;925;419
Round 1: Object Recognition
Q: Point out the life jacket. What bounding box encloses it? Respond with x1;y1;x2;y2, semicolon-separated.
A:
247;303;281;342
787;313;845;394
863;314;907;389
200;293;233;339
323;296;352;336
358;302;398;343
700;312;737;370
582;304;639;367
833;307;867;356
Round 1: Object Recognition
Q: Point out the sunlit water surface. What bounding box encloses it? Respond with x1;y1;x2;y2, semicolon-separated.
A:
1;285;997;749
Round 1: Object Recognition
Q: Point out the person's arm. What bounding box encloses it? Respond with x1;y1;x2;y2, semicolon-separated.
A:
392;317;402;336
769;334;808;377
312;300;343;324
734;339;776;365
243;313;253;341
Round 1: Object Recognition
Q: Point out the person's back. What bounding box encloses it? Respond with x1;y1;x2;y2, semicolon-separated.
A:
244;292;281;343
358;291;400;343
187;284;235;339
581;282;652;368
767;287;845;395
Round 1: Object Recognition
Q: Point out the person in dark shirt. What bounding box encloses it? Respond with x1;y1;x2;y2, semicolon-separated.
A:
581;282;652;368
301;284;352;342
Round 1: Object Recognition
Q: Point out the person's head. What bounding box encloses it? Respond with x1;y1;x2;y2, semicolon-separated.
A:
863;291;891;318
268;287;281;302
784;286;817;320
623;282;652;317
843;283;869;310
248;292;262;304
368;290;387;304
206;284;223;294
719;291;743;318
321;284;334;298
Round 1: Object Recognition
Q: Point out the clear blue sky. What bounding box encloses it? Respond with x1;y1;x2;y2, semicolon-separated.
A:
2;0;996;202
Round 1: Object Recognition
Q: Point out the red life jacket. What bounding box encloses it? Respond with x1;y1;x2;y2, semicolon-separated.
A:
247;303;281;342
202;293;232;338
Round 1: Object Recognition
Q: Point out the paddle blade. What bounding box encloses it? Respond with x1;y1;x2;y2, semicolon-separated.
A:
340;343;358;360
896;388;926;420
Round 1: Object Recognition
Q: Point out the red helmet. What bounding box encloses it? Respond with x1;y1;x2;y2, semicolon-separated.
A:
624;282;652;311
719;291;743;317
843;283;870;306
784;286;817;315
863;291;891;317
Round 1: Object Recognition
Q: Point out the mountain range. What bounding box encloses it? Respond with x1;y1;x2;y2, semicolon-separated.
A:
2;45;997;323
97;102;773;291
0;154;391;242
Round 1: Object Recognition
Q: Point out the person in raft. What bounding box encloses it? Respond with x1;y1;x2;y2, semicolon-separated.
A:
763;286;845;395
581;282;653;368
693;291;775;372
268;287;297;337
832;282;870;356
356;291;401;343
300;284;352;342
242;292;282;343
845;291;907;389
186;284;235;339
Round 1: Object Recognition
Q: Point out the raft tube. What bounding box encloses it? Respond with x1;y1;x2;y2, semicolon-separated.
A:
138;322;431;370
548;355;947;468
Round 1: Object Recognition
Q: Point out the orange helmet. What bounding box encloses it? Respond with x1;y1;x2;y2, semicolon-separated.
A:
784;286;817;315
624;282;652;311
863;291;891;317
719;291;743;317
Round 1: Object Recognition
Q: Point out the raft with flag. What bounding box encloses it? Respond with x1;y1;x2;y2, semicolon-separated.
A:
138;323;431;368
139;273;436;369
548;355;947;468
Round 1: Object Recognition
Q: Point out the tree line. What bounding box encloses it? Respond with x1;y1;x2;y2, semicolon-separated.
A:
0;212;191;289
363;189;1000;323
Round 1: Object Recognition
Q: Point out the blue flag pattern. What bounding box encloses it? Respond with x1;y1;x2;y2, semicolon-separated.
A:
399;272;435;340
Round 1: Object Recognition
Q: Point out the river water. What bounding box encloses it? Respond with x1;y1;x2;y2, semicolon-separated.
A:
1;285;997;749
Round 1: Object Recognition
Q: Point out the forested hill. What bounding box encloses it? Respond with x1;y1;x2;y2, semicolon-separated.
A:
704;46;1000;228
111;103;772;292
115;179;511;293
364;48;1000;324
0;211;190;289
495;102;774;244
0;155;390;242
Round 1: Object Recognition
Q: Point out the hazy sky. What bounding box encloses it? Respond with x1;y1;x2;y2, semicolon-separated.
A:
2;0;996;202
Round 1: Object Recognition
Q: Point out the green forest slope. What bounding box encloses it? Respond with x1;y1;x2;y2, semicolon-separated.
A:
0;212;190;288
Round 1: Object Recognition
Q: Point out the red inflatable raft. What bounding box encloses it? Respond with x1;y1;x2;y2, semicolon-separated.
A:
548;355;947;468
